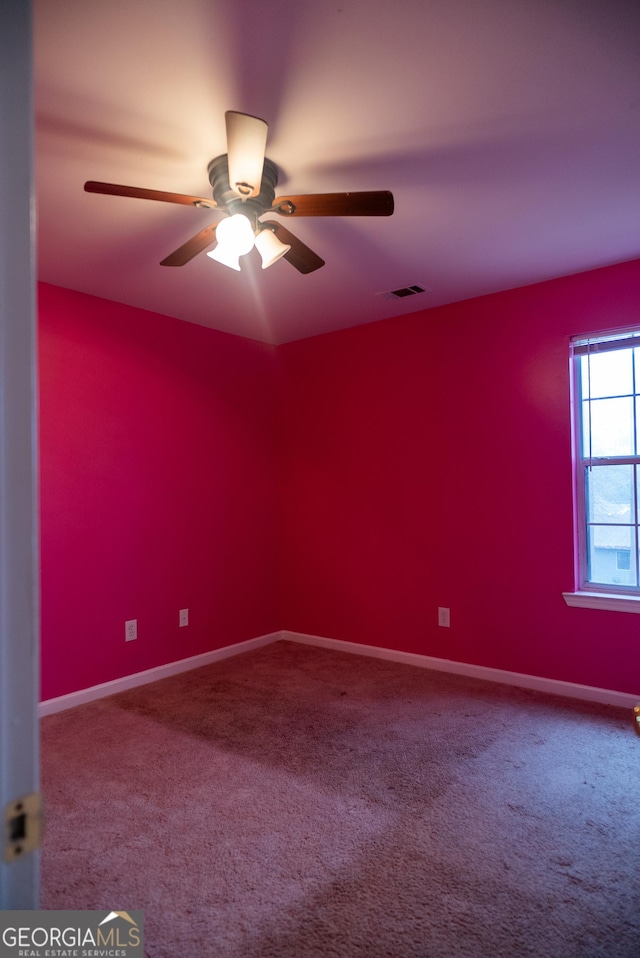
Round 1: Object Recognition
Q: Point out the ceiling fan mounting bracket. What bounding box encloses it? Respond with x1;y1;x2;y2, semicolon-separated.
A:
273;200;296;216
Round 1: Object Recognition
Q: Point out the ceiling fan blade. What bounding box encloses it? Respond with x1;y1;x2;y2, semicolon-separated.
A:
159;223;218;267
225;112;268;199
262;220;325;274
84;181;218;209
271;190;394;217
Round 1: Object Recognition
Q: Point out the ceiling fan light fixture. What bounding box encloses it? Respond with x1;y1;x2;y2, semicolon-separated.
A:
255;227;291;269
217;213;256;254
206;245;242;271
206;213;255;270
85;112;394;274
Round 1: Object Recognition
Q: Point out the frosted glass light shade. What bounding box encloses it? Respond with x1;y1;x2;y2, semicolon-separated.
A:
218;214;255;254
255;228;291;269
207;213;255;271
207;245;241;271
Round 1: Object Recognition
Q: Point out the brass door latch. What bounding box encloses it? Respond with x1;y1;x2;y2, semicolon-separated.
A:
4;792;43;863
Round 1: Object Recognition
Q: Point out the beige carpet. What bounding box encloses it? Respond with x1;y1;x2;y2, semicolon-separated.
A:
41;640;640;957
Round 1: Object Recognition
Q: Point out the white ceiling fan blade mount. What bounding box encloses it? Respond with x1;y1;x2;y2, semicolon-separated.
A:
225;111;268;199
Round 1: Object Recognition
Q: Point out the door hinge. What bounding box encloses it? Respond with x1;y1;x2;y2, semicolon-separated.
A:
4;792;43;863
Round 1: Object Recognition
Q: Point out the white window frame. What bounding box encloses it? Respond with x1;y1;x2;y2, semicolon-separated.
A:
563;326;640;614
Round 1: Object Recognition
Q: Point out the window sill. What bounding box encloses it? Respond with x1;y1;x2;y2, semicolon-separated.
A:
563;591;640;613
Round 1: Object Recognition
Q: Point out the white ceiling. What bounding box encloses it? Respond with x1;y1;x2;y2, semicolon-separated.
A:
35;0;640;344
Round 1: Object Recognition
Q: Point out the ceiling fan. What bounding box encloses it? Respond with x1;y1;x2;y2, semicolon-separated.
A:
84;111;394;274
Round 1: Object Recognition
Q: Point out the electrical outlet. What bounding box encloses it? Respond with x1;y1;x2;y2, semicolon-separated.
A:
179;608;189;627
125;619;137;642
438;607;450;628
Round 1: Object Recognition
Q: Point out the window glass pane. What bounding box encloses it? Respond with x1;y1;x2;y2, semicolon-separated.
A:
582;397;634;457
581;350;633;399
588;524;636;586
586;464;633;523
617;550;631;570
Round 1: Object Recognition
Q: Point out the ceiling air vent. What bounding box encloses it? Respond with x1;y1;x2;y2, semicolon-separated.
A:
375;283;431;302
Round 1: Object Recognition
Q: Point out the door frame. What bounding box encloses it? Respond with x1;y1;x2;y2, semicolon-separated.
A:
0;0;40;908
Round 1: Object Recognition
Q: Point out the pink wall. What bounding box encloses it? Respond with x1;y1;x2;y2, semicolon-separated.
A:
39;260;640;701
39;284;281;700
279;259;640;695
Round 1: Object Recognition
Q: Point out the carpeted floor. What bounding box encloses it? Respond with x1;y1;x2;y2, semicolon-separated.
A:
41;640;640;957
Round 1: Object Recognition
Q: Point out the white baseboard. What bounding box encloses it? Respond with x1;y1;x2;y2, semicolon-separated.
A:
38;631;284;717
282;630;640;709
40;627;639;717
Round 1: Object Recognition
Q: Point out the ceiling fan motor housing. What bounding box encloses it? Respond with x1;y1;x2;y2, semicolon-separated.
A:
208;155;279;227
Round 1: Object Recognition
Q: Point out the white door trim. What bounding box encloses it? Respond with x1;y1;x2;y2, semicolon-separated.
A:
0;0;40;908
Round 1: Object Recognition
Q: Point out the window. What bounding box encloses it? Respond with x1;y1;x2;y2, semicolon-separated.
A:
570;328;640;601
616;549;631;571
